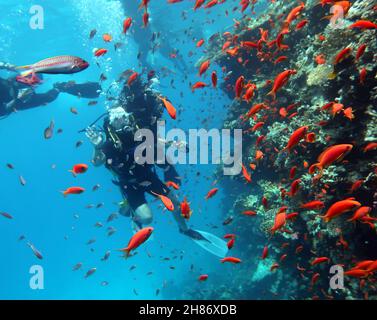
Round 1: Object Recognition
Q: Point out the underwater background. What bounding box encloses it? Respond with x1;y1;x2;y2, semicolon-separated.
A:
0;0;376;300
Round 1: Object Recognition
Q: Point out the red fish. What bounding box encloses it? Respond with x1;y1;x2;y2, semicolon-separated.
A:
180;197;192;220
242;210;257;216
192;81;208;91
221;257;241;264
311;257;330;266
127;72;138;86
348;206;372;222
300;200;325;210
349;20;377;30
61;187;85;197
321;198;361;222
309;144;353;174
227;238;235;249
69;164;88;176
356;44;367;61
158;96;177;120
94;48;107;57
282;126;308;152
194;0;205;10
211;71;217;88
196;39;204;47
123;17;132;34
267;69;297;100
143;11;149;27
199;60;210;76
334;47;352;65
165;181;179;190
262;246;268;259
119;227;153;257
241;164;252;183
151;191;174;211
363;142;377;153
271;211;286;234
205;188;218;200
234;76;245;99
289;179;301;197
198;274;208;281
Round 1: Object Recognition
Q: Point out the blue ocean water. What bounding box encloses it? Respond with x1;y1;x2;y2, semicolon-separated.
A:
0;0;266;299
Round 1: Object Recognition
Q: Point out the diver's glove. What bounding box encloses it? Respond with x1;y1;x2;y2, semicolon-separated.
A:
85;126;105;148
181;228;207;241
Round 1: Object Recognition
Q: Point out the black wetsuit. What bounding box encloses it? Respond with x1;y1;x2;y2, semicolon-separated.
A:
100;82;179;210
0;79;101;117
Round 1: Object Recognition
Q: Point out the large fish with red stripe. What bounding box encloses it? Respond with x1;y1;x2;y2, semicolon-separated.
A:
16;55;89;77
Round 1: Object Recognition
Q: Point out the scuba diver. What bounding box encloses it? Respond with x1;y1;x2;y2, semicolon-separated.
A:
85;76;228;257
0;76;101;118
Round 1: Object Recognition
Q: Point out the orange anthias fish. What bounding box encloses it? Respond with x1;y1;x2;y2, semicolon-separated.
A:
94;48;107;57
119;227;153;257
165;181;180;190
211;71;217;88
199;60;210;76
127;72;138;86
192;81;208;91
180;197;192;220
69;164;88;176
267;69;297;100
309;144;353;174
348;206;372;222
300;200;325;210
282;126;308;152
61;187;85;197
151;191;174;211
281;2;305;34
102;33;112;42
234;75;245;99
241;164;252;183
123;17;132;34
158;96;177;120
221;257;241;264
349;20;377;30
311;257;330;266
363;142;377;153
321;198;361;222
334;47;352;65
205;188;218;200
271;211;286;234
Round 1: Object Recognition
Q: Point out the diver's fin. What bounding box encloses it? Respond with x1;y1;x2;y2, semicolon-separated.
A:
191;229;228;258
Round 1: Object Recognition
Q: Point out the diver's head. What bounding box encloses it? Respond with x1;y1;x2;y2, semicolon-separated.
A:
108;106;134;132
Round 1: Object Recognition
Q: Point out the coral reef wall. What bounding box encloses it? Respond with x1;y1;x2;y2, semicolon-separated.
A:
180;0;377;300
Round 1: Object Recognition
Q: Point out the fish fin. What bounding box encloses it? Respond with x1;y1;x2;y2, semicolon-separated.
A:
20;69;34;77
118;248;130;258
266;90;276;100
308;163;322;175
60;191;67;198
16;64;31;70
320;15;332;21
68;170;77;177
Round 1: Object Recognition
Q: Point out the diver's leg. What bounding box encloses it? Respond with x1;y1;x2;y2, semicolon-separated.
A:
122;186;152;229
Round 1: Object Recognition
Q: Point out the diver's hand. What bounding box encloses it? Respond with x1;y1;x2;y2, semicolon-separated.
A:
85;126;104;148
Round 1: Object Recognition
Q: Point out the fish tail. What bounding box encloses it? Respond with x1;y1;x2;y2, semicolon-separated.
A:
68;170;77;177
308;163;322;175
266;89;276;100
60;191;67;198
118;248;130;258
16;65;34;77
